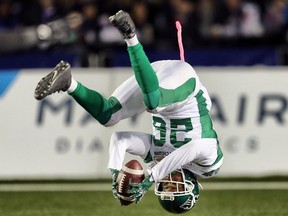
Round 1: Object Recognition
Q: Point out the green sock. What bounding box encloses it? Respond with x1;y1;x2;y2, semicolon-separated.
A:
128;43;160;110
68;82;112;125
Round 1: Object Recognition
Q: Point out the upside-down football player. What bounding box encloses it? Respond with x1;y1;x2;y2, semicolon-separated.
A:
34;10;223;214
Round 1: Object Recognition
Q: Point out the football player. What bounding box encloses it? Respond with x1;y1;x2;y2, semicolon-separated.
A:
34;10;223;213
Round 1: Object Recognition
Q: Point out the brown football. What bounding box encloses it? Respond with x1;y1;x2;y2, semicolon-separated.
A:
116;159;145;206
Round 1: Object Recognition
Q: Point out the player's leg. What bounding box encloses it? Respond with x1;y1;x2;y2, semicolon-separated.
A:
183;139;223;179
150;138;223;182
34;61;114;125
109;10;160;110
105;75;146;126
34;60;146;126
108;131;152;171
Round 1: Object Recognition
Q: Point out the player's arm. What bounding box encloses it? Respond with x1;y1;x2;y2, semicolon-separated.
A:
149;142;201;182
107;131;153;204
127;134;195;203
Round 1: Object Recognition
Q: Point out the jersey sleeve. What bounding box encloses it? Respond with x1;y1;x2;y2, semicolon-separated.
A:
150;141;199;181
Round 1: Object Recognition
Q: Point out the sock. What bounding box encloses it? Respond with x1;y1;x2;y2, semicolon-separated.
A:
67;77;78;93
68;82;112;125
125;35;139;47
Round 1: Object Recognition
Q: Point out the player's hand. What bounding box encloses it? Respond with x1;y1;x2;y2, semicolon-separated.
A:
128;176;154;204
110;168;122;204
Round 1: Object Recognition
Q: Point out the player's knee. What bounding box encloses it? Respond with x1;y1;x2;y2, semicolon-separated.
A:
143;90;160;110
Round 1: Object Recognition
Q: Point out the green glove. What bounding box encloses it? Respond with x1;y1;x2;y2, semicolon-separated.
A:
128;176;154;204
110;169;121;203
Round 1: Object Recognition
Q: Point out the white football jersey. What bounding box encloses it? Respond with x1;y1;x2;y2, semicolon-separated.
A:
149;60;217;147
107;60;222;180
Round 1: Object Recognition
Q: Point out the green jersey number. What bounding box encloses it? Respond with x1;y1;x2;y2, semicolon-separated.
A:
153;116;192;148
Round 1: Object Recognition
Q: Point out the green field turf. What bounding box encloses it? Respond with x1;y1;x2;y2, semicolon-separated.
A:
0;189;288;216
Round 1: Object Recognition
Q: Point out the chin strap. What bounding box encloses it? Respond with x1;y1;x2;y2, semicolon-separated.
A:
198;181;203;190
176;21;185;62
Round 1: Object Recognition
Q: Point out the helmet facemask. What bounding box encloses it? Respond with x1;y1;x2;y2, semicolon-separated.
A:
155;169;199;214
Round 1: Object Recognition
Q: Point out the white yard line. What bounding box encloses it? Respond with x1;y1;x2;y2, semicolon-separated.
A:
0;183;111;192
0;182;288;191
202;182;288;190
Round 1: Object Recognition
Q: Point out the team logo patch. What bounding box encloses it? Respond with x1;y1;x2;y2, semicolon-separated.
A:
180;194;199;210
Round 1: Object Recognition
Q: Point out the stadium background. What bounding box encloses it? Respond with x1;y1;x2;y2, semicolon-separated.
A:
1;0;288;215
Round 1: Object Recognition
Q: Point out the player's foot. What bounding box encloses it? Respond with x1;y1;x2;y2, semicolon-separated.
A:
34;60;71;100
109;10;135;39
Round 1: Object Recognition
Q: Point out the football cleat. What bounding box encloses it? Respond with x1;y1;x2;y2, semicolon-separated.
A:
109;10;136;39
34;60;71;100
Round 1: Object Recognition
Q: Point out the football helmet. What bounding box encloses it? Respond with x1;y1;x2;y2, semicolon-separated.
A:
154;169;199;214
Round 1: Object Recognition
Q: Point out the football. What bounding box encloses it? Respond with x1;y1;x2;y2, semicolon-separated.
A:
116;159;145;206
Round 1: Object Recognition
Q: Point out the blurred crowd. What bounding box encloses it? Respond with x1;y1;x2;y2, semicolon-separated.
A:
0;0;288;66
